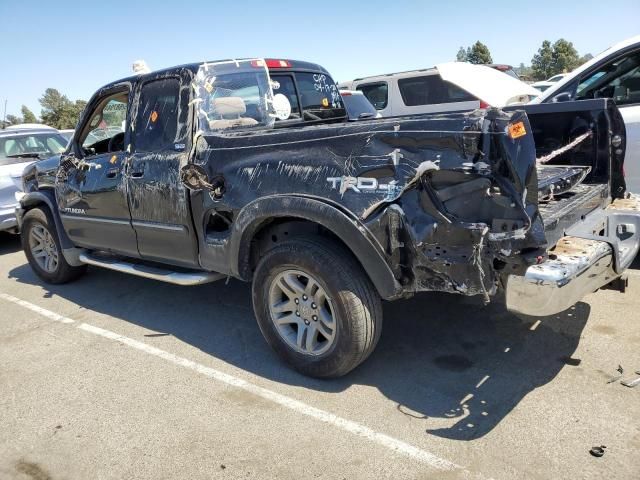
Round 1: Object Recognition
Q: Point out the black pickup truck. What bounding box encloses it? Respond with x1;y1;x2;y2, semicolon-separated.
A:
17;58;640;378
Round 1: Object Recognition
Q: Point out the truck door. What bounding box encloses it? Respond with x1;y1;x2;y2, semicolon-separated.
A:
57;85;138;256
126;72;199;267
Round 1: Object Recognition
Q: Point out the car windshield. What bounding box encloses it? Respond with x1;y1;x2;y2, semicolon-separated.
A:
194;59;275;132
0;132;67;166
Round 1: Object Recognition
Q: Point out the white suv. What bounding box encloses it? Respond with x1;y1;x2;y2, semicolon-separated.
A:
339;63;539;118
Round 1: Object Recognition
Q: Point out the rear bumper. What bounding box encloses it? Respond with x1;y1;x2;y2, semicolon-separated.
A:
506;194;640;316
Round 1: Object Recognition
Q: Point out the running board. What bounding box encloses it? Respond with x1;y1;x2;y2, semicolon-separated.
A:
78;253;225;286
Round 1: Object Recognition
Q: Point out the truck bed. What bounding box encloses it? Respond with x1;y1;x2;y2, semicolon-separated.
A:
539;183;608;246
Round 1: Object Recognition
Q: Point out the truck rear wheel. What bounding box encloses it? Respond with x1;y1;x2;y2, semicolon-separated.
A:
21;207;86;284
252;237;382;378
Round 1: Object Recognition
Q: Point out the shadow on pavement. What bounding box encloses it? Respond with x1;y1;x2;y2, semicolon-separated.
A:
0;233;21;256
8;261;589;441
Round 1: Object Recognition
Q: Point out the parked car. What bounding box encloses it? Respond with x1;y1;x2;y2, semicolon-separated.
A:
338;62;539;117
17;58;639;378
5;123;56;131
339;90;380;120
532;73;568;92
59;129;74;142
0;128;67;233
531;35;640;193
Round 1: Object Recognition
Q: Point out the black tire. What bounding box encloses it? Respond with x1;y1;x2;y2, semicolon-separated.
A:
252;237;383;378
21;207;87;284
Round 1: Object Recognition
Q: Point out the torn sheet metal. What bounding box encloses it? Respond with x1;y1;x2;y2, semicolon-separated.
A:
197;104;542;298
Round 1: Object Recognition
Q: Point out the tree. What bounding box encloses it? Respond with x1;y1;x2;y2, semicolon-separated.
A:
5;114;22;126
580;53;594;64
531;40;555;80
39;88;85;129
466;41;493;65
455;41;492;64
551;39;580;75
515;62;533;80
21;105;37;123
532;39;583;80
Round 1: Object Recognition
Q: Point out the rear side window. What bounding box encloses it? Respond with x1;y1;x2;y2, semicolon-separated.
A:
270;75;302;120
398;75;476;106
294;72;345;121
356;82;388;110
135;78;182;152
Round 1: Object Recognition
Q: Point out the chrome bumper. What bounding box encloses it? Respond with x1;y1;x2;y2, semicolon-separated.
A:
506;195;640;316
506;237;616;316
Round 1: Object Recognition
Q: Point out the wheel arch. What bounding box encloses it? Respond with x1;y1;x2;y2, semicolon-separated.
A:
18;189;75;253
230;195;402;300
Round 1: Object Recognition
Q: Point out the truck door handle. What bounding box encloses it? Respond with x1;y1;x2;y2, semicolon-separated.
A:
106;167;119;178
130;162;145;178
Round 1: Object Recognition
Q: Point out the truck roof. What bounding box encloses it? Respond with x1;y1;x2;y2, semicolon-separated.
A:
97;58;332;92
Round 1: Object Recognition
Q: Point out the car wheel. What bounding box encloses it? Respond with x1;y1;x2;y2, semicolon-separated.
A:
252;237;382;378
21;207;86;284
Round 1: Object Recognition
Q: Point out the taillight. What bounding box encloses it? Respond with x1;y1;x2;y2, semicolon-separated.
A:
479;100;490;109
264;59;292;68
340;91;352;96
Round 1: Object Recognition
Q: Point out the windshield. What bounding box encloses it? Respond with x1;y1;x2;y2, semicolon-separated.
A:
0;132;67;166
194;59;275;132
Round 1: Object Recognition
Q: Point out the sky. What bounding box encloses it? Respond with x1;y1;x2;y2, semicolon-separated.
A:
1;0;639;119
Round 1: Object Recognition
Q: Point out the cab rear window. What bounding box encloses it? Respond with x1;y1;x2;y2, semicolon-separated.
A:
295;73;345;121
271;72;345;123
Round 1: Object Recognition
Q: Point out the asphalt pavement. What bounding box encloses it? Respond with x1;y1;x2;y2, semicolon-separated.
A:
1;232;639;479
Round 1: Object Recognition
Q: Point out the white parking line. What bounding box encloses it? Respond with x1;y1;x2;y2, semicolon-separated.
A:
0;293;475;476
0;293;75;324
626;270;640;278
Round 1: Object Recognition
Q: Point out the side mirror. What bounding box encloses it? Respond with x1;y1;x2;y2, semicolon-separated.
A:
552;92;572;103
181;164;212;190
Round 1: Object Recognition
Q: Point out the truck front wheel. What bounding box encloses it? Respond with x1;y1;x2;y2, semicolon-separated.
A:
252;237;382;378
21;207;87;284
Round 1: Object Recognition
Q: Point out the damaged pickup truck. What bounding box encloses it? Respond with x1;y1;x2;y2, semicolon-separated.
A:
17;58;640;377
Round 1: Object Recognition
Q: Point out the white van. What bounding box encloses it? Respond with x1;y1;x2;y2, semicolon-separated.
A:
339;63;539;117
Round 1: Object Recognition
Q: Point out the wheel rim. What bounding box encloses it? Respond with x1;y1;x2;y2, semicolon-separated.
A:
29;223;59;273
268;269;337;356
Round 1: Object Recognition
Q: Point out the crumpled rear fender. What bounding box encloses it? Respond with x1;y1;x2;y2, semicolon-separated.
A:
230;195;403;300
